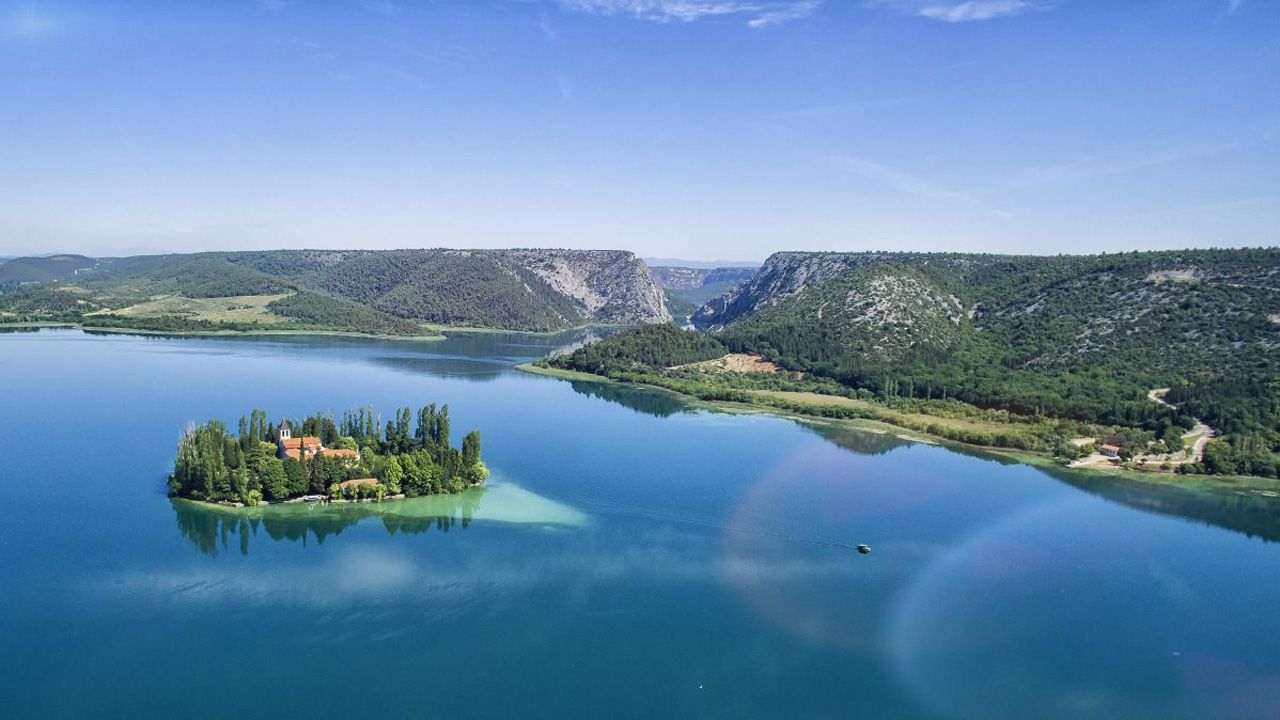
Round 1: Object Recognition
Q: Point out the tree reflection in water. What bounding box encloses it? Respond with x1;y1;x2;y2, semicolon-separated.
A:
567;380;688;418
172;487;487;557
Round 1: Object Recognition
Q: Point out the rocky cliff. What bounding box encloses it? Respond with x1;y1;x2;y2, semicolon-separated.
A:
693;252;889;329
499;250;671;325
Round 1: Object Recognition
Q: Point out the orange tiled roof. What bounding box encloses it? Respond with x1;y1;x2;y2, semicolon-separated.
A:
280;437;321;450
321;448;359;457
283;449;301;460
339;478;378;489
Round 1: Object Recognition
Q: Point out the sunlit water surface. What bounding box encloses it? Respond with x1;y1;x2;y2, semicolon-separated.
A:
2;328;1279;719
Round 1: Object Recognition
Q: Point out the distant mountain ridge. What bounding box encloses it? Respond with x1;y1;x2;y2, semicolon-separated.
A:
0;248;670;333
649;265;757;291
650;265;757;316
0;254;98;284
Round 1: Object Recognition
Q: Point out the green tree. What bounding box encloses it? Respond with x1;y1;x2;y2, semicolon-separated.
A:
259;459;290;501
308;452;331;495
462;430;481;467
382;456;404;495
283;457;308;496
437;405;450;448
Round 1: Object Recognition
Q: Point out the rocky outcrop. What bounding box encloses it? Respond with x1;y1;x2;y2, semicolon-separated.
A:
693;252;888;329
497;250;671;325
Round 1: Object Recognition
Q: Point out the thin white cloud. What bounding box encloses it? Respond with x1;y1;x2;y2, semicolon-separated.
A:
1225;0;1245;13
832;154;1014;220
555;0;820;27
6;7;57;36
538;12;562;40
979;136;1252;193
877;0;1047;22
359;0;403;15
748;0;820;27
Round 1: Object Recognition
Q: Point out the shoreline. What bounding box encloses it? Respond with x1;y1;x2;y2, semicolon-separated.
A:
514;363;1280;496
79;325;447;342
2;320;632;341
172;482;487;512
420;322;633;336
1;320;446;342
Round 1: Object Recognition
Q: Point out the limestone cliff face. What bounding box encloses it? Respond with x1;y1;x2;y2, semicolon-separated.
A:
694;252;887;329
497;250;671;325
649;266;756;291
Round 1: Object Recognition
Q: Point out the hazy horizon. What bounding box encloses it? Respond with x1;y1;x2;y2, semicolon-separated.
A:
3;1;1277;259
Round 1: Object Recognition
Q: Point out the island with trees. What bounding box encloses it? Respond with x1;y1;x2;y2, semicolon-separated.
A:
170;405;488;506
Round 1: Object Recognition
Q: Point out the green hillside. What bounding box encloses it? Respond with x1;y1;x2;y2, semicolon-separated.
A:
0;255;98;285
232;250;587;331
0;248;668;334
551;248;1280;479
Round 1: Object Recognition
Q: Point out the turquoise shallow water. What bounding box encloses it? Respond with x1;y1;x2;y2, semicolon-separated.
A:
2;328;1279;719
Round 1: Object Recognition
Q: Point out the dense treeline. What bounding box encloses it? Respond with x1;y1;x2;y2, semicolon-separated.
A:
1168;379;1280;477
545;338;1118;454
266;290;422;335
144;256;292;297
548;323;727;375
170;405;488;505
82;314;264;333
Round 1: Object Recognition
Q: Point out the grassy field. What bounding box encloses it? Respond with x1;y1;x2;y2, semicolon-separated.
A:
747;390;1027;436
93;293;293;324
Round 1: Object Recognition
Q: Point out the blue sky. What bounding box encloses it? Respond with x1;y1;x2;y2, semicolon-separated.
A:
1;0;1276;260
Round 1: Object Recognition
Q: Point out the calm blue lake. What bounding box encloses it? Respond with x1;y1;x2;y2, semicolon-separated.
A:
2;328;1279;719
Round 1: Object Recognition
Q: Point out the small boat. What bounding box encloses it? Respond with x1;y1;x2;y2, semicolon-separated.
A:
856;544;871;554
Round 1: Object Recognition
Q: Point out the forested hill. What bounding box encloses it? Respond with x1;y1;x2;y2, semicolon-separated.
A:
0;254;98;284
695;249;1280;380
0;248;670;333
685;248;1280;473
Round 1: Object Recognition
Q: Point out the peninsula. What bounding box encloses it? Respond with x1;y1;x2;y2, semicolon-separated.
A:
169;406;488;506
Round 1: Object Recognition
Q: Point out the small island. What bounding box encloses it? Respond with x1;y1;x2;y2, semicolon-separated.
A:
170;405;488;506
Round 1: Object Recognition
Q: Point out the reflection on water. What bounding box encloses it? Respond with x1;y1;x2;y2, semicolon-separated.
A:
41;325;623;382
172;480;591;557
173;489;486;557
806;421;912;456
567;380;688;417
372;356;512;382
1043;467;1280;543
806;413;1280;544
